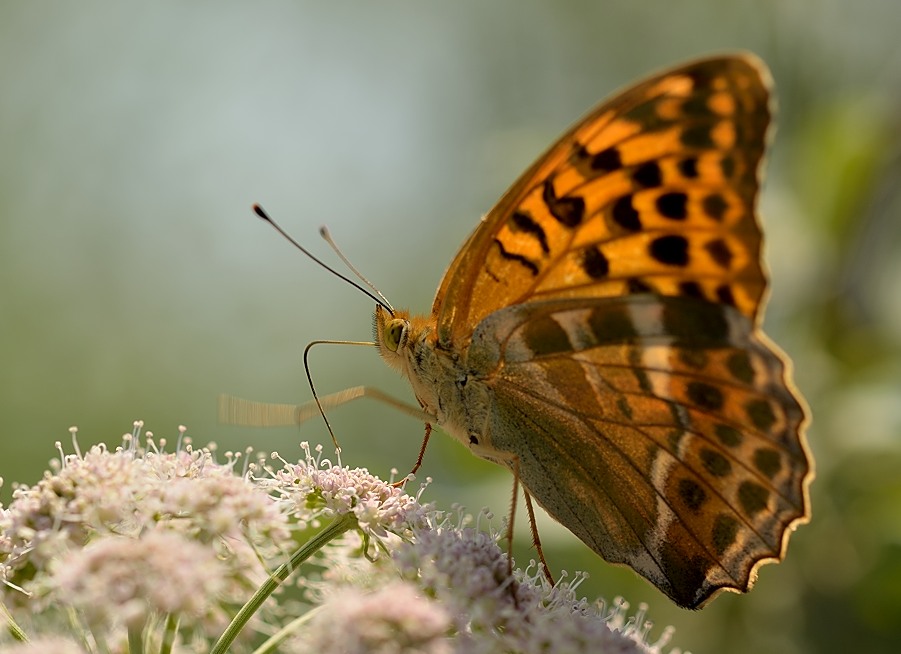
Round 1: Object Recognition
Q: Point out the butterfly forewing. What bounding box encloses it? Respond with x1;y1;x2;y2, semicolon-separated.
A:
434;55;771;351
377;53;812;609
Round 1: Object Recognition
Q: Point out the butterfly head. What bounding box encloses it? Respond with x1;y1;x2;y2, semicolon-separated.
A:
373;304;437;377
374;304;410;374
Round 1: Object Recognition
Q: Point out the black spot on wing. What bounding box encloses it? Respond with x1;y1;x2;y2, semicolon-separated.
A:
493;238;539;275
510;211;550;254
656;192;688;220
738;481;769;516
715;423;743;448
678;157;699;179
582;246;609;279
753;448;782;479
726;351;754;384
705;239;733;269
571;144;623;175
712;514;738;555
650;235;689;266
543;179;585;227
702;193;728;221
612;195;641;232
678;478;708;512
632;161;663;188
701;448;732;477
716;285;737;307
687;381;725;411
745;399;776;431
589;145;622;172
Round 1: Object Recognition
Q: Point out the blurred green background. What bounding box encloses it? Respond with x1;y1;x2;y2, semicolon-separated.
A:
2;2;900;652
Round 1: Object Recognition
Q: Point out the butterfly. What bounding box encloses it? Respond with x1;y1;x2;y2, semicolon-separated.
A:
371;53;813;609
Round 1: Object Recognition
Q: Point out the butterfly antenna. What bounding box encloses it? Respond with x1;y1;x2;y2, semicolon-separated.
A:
252;204;393;314
319;225;394;314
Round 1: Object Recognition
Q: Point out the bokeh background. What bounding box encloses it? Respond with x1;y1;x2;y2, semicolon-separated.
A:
2;2;900;652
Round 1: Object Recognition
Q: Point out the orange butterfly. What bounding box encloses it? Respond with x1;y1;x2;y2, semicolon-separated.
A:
372;53;812;609
229;53;813;609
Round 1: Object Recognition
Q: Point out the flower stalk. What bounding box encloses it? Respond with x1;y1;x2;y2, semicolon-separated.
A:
209;512;357;654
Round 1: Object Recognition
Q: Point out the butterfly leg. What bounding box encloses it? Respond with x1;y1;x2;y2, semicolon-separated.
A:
505;453;555;586
391;422;432;488
468;441;520;580
470;443;536;583
505;453;520;581
523;489;555;586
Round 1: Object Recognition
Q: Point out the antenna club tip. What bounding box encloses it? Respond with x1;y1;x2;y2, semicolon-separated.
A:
253;204;270;221
318;225;330;238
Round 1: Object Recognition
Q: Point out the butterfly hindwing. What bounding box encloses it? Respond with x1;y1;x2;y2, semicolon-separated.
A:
466;294;809;608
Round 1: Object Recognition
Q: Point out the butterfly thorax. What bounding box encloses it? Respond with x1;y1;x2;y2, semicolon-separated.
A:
374;305;493;452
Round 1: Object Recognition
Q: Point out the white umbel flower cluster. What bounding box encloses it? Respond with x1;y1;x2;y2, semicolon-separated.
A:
0;425;683;654
0;423;292;647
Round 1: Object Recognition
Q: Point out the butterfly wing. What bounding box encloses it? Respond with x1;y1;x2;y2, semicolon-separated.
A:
423;54;812;606
466;295;810;609
433;54;772;350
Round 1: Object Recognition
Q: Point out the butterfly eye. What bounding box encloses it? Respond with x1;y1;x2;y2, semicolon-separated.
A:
383;319;406;352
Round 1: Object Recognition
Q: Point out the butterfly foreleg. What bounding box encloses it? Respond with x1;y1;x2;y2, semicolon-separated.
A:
392;422;432;488
220;388;436;483
219;387;433;426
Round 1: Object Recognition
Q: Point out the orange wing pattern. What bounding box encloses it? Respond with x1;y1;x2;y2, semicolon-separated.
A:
433;55;771;350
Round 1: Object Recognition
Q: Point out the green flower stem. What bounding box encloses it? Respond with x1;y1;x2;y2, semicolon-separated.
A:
252;605;323;654
160;613;179;654
1;603;28;642
209;512;358;654
127;623;143;654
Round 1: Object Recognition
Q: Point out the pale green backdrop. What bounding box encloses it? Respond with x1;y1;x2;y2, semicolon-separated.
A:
2;2;900;652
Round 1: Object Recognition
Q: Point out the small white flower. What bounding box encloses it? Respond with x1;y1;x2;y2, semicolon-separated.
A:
258;442;430;542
